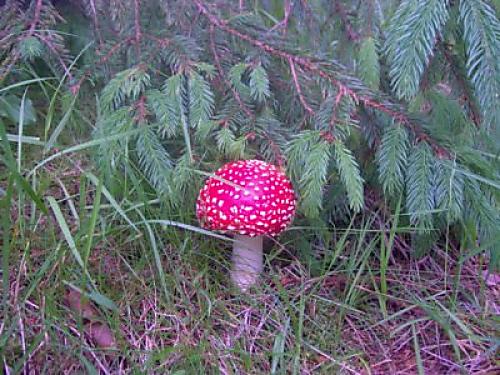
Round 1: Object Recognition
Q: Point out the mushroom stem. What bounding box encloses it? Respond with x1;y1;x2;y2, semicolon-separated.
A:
231;234;263;292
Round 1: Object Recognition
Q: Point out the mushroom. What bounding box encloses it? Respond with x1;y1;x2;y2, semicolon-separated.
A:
196;159;296;291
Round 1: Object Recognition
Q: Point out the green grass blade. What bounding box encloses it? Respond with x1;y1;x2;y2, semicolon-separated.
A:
0;77;55;95
64;282;118;312
411;324;425;375
0;134;44;145
144;219;232;241
86;172;140;233
0;120;48;214
44;93;78;153
83;176;103;266
17;89;27;172
47;196;85;270
1;178;14;315
29;128;143;176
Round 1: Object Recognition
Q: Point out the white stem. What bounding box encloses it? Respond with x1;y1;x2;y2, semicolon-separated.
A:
230;234;263;292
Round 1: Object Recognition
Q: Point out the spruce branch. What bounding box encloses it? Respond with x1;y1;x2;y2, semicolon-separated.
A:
136;126;173;195
249;64;270;102
27;0;43;36
334;1;360;42
288;57;315;115
87;0;103;48
357;37;380;90
406;143;436;230
439;43;481;127
209;25;254;119
435;159;465;223
0;0;43;81
194;0;449;158
269;0;292;34
286;131;331;218
376;124;409;196
385;0;450;100
133;0;143;57
35;33;74;81
334;140;365;212
459;0;500;130
72;37;134;95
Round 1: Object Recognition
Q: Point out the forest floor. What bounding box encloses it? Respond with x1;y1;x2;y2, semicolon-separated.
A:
1;155;499;375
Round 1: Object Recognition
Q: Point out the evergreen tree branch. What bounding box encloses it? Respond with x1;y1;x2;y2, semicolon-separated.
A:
376;124;409;195
133;0;142;57
334;1;360;42
0;0;43;81
87;0;103;48
35;33;74;82
72;37;134;95
334;140;364;212
406;143;436;230
459;0;500;130
440;43;481;127
288;57;315;115
385;0;450;100
269;0;292;34
194;0;449;158
209;25;254;119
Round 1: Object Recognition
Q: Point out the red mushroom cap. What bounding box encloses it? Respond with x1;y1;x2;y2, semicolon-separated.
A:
196;159;296;236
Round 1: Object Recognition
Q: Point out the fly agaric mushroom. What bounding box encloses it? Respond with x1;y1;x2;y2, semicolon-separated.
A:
196;159;296;291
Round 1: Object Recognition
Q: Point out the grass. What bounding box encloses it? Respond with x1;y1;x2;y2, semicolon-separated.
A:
1;81;499;374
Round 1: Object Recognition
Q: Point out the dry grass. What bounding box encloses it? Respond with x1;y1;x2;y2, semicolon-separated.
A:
2;219;499;374
0;153;498;375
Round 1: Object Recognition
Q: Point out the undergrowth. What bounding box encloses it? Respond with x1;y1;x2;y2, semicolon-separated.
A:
1;143;498;374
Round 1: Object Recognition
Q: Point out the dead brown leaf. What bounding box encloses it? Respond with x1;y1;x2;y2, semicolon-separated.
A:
64;289;99;320
85;322;117;349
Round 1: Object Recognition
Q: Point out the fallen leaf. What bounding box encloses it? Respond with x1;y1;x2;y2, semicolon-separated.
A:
64;289;99;320
85;322;117;349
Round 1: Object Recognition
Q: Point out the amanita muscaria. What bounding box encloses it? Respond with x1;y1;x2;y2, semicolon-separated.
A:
196;159;296;291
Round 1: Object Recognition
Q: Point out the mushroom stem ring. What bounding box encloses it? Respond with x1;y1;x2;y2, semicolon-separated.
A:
196;159;296;292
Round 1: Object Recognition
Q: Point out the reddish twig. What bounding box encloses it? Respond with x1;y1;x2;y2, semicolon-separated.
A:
133;0;142;57
35;33;74;82
326;86;348;134
135;95;148;123
288;57;315;115
71;37;133;95
269;0;292;34
26;0;43;36
334;2;360;42
88;0;104;48
209;25;254;119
